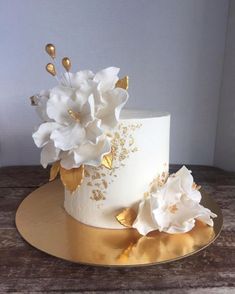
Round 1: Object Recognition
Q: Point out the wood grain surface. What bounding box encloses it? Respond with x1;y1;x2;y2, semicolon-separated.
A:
0;165;234;293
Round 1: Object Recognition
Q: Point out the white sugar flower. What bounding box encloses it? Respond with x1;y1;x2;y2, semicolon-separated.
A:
133;166;217;235
32;67;128;169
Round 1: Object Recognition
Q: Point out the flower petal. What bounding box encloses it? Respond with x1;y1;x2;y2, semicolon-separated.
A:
73;137;111;167
85;119;102;144
40;141;60;168
32;122;59;148
50;123;86;151
47;90;85;124
35;90;51;121
94;67;120;92
60;151;77;169
132;198;157;235
47;94;72;124
97;88;129;129
79;94;95;126
176;166;201;202
133;166;217;235
75;79;98;105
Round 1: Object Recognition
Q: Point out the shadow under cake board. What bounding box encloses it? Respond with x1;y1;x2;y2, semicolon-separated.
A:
15;180;223;267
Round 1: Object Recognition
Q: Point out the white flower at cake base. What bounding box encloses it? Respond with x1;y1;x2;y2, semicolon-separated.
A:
32;67;129;170
132;166;217;235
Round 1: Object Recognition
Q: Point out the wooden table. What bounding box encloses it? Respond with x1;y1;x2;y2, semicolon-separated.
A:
0;165;234;293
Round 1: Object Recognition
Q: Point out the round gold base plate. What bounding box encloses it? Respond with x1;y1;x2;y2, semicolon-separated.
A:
15;180;223;267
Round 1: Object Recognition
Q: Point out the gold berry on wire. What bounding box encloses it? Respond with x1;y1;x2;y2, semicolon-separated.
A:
62;57;71;72
46;63;56;76
45;43;56;59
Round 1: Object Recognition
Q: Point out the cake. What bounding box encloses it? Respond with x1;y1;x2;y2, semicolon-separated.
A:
30;44;217;234
64;110;170;229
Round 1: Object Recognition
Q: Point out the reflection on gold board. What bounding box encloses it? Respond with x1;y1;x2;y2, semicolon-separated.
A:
15;180;222;267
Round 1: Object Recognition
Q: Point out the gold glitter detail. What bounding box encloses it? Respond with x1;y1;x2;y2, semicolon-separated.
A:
102;179;108;189
84;169;90;177
150;170;169;192
90;190;106;201
92;172;101;180
168;204;178;214
129;136;134;146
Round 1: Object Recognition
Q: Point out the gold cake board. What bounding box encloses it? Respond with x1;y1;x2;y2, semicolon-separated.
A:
15;180;223;267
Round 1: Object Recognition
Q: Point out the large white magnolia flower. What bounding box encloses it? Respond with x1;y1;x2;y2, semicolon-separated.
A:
32;67;128;169
133;166;217;235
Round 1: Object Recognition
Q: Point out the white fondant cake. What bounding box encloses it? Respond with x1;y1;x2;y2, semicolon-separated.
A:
64;110;170;229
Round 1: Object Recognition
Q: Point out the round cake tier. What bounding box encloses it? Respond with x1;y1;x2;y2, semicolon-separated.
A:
64;110;170;229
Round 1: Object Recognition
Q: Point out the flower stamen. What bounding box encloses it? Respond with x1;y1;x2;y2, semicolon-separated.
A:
68;109;80;123
168;204;178;214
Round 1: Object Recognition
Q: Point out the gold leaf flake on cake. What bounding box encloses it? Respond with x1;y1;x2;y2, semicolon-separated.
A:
116;208;137;227
90;190;106;201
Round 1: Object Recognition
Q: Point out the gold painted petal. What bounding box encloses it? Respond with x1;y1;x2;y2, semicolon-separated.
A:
101;151;113;170
60;165;84;192
115;76;129;90
116;208;137;227
49;161;60;182
29;95;38;106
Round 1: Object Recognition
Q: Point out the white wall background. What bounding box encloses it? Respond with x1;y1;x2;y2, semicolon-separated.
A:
0;0;232;169
215;0;235;171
